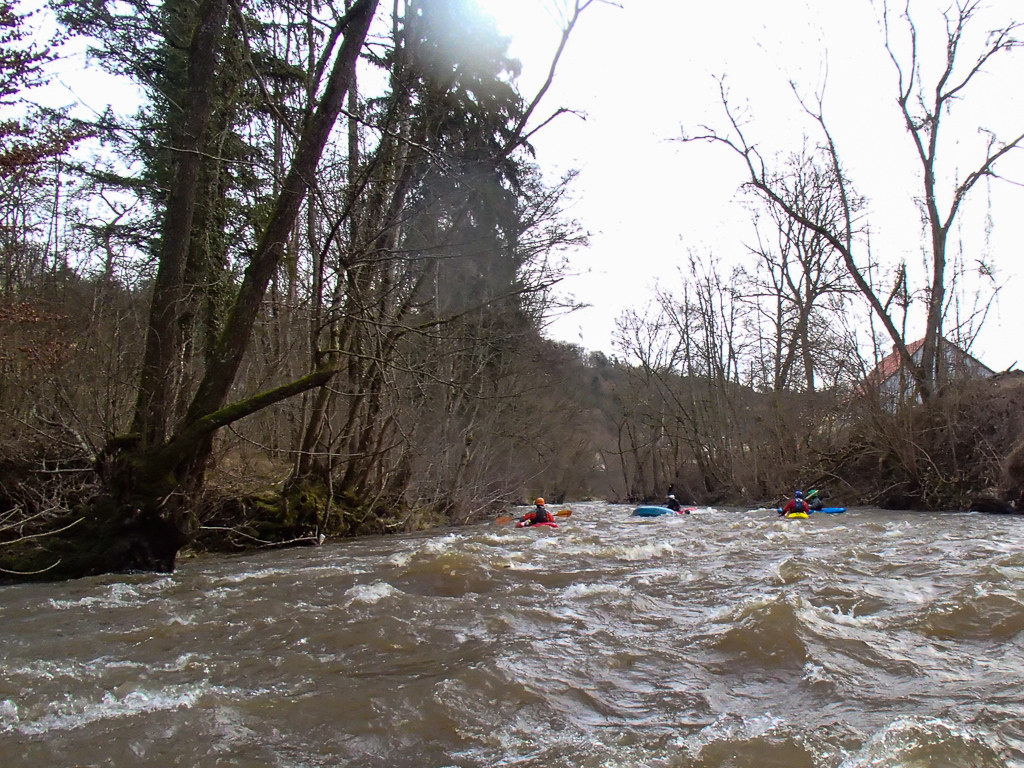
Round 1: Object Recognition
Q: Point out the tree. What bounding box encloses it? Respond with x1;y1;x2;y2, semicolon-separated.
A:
613;254;751;501
739;146;858;393
686;1;1024;402
0;0;91;292
282;0;591;529
882;0;1023;394
7;0;383;578
0;0;600;578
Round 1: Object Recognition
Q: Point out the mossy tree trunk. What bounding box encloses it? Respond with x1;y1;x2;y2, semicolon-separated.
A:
72;0;380;578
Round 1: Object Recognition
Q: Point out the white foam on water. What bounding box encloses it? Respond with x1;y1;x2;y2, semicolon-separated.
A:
616;542;674;561
801;661;830;684
204;586;242;600
82;653;210;676
0;699;18;731
165;653;203;673
686;506;718;514
476;530;514;544
837;715;1002;768
343;580;400;606
386;551;413;567
683;711;788;758
212;566;296;584
48;579;173;610
991;565;1024;582
882;521;916;538
527;536;563;552
560;583;629;600
2;684;209;736
209;704;257;750
421;535;460;555
211;561;374;587
893;582;936;605
765;529;806;546
707;591;780;623
809;601;883;630
7;655;179;683
9;659;83;681
824;524;851;533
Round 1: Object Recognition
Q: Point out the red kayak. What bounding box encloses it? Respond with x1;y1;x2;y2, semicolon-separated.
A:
515;521;558;528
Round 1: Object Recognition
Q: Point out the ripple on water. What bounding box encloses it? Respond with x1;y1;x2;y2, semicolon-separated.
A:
682;712;815;768
710;594;809;668
838;716;1006;768
384;543;506;597
917;587;1024;641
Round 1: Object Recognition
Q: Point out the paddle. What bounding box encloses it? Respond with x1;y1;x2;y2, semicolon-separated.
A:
495;508;572;525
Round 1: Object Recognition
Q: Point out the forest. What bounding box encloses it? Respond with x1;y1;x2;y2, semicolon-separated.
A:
1;0;1023;582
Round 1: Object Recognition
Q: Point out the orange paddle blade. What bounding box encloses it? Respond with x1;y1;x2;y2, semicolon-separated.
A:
495;515;513;525
556;509;572;517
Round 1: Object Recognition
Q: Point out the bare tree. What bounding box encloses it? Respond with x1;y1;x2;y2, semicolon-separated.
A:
882;0;1023;391
686;0;1024;401
739;146;857;392
613;254;750;501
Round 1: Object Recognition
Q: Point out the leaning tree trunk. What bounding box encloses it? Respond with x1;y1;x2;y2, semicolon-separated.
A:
132;0;231;450
57;0;381;579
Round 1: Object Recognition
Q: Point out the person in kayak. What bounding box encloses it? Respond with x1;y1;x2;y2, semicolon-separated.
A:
664;493;690;513
520;498;555;526
664;483;690;513
780;490;808;516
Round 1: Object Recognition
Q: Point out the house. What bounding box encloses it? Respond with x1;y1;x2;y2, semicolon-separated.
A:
863;336;994;407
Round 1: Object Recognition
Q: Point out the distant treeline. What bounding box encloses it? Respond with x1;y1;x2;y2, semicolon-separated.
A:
3;270;1022;569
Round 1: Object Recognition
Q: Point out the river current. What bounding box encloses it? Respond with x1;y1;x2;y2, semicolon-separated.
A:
2;503;1024;767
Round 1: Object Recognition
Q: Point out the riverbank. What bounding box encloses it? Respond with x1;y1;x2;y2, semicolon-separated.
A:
3;371;1023;581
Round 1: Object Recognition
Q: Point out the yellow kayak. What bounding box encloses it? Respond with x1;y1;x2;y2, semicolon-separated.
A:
785;511;809;519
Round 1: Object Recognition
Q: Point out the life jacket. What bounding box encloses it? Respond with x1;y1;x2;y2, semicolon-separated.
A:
533;506;554;524
792;499;806;513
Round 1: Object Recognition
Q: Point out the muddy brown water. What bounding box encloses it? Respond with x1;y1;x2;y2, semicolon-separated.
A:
2;503;1024;767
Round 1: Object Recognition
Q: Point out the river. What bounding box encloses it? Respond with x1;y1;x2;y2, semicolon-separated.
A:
2;503;1024;767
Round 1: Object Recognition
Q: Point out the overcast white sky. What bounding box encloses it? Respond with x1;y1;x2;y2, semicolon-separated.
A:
478;0;1024;371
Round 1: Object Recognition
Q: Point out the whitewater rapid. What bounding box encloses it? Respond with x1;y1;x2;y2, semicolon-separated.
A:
2;503;1023;767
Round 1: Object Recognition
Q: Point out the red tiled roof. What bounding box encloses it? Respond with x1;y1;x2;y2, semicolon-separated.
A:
864;338;925;388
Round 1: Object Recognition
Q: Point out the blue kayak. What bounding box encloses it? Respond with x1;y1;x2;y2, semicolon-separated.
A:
634;505;677;517
774;507;847;515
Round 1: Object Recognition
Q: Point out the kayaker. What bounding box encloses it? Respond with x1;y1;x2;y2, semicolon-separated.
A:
810;497;824;512
665;494;681;512
521;497;555;526
780;490;808;516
